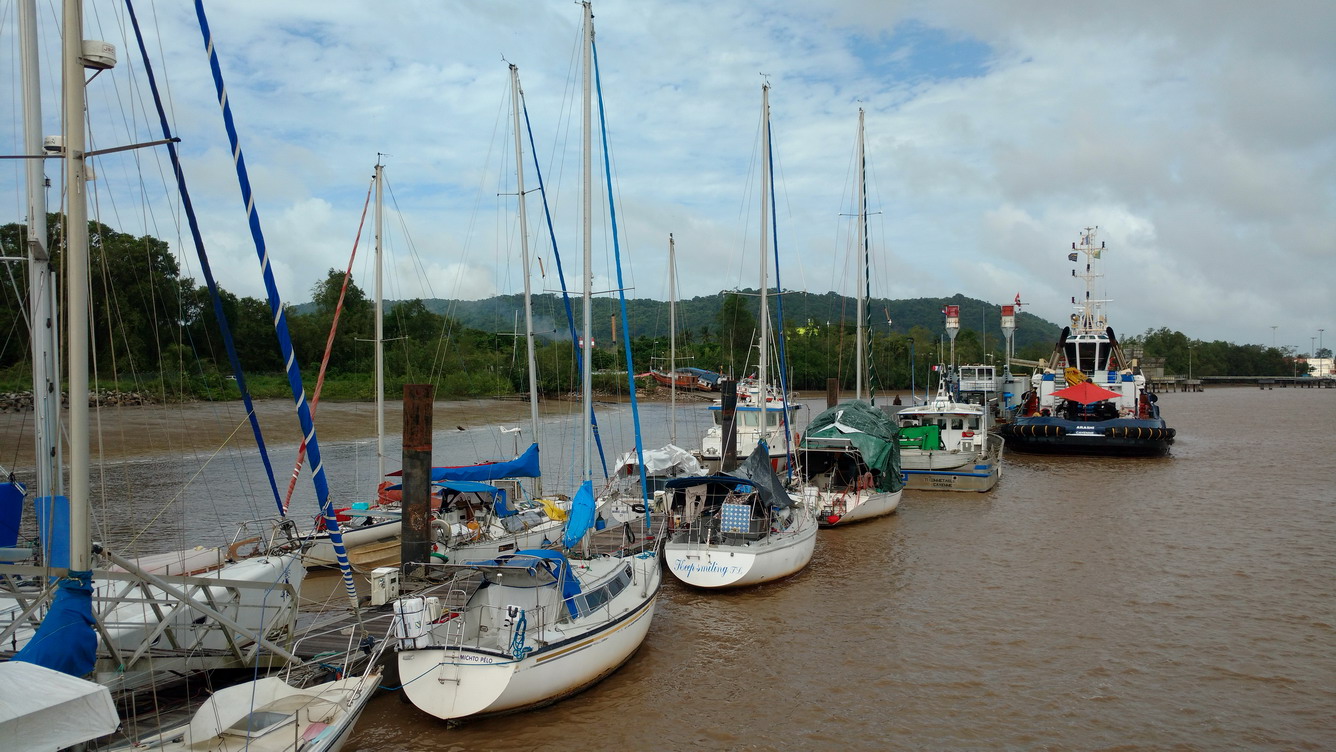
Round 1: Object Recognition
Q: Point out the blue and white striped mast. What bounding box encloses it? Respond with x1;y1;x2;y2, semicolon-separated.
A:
194;0;359;607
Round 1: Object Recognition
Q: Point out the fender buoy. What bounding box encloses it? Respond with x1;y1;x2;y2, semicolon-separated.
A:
631;504;648;514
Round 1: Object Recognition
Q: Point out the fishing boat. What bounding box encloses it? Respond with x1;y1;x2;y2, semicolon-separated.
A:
389;3;661;722
649;366;721;392
998;228;1175;456
895;367;1003;492
697;378;800;473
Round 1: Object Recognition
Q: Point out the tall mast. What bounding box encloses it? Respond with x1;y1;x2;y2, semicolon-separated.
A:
510;63;542;494
580;1;594;483
373;162;385;482
855;108;867;401
668;233;677;445
62;0;93;572
20;0;61;500
757;83;770;447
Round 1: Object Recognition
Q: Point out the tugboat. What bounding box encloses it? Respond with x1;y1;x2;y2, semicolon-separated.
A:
999;228;1175;456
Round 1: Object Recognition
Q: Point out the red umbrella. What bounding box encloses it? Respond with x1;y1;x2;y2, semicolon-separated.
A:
1050;380;1122;404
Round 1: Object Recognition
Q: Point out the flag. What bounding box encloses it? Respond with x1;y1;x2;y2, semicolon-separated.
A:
1067;252;1078;262
1014;293;1021;305
1093;249;1102;259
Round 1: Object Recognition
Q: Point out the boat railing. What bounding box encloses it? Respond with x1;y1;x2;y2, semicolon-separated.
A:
0;560;301;692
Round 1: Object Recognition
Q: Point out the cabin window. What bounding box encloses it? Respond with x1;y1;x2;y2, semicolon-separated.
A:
766;412;782;428
968;417;980;430
951;418;964;430
741;412;759;427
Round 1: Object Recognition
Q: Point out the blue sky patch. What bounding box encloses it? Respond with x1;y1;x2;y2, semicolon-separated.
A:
853;20;992;85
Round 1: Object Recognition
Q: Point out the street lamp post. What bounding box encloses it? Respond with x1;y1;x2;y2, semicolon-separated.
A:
1188;342;1195;381
1272;325;1278;347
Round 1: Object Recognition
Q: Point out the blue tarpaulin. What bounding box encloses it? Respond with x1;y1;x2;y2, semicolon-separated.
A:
12;570;97;677
561;480;595;550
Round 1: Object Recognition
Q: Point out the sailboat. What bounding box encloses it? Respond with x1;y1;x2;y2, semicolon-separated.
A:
389;3;661;722
304;144;564;569
604;235;707;525
2;3;379;748
0;0;311;697
793;109;905;526
664;84;816;588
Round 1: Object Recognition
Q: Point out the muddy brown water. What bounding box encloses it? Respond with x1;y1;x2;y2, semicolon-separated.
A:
2;387;1333;749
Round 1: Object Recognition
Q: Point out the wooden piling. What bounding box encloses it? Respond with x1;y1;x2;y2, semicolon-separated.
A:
401;384;434;568
826;377;839;409
720;379;738;471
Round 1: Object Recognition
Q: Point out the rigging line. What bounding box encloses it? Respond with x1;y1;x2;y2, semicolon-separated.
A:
193;0;362;615
282;174;374;514
521;85;609;480
119;411;253;551
592;31;647;507
125;0;284;517
765;111;795;475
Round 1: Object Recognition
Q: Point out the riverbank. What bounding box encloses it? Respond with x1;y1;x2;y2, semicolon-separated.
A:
0;387;721;467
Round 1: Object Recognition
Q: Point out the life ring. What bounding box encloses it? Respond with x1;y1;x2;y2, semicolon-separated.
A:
227;536;262;561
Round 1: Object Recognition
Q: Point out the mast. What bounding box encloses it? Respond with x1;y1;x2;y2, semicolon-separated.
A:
668;233;677;445
510;64;543;495
580;1;594;483
855;107;867;401
62;0;93;571
757;83;770;448
373;162;385;483
20;0;61;500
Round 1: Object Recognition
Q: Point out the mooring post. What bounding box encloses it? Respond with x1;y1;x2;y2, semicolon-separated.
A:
721;378;738;471
826;377;839;409
401;384;434;570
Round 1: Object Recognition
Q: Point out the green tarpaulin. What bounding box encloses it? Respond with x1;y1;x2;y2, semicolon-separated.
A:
800;400;904;492
896;425;942;451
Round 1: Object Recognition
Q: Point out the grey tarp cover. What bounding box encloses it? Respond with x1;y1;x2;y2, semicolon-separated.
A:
800;400;905;492
725;444;795;509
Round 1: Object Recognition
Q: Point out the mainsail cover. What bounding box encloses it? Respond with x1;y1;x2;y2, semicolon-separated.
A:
801;400;905;492
419;443;541;483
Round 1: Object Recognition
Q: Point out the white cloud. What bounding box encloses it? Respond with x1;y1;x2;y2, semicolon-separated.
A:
2;0;1332;349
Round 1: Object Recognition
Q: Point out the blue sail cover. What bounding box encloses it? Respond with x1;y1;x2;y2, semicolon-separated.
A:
12;571;96;677
428;443;540;483
0;481;24;548
561;480;595;550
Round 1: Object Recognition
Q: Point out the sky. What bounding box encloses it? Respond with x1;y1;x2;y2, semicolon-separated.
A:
3;0;1334;354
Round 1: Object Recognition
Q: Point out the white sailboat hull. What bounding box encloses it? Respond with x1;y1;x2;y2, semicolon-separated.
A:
806;487;902;527
396;555;661;720
665;512;816;588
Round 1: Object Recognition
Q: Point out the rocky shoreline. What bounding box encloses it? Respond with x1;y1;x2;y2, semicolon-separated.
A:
0;390;156;413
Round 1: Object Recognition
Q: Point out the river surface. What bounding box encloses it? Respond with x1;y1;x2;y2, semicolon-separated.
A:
4;386;1334;749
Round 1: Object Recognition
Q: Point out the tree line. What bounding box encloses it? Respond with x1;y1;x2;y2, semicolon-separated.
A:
0;216;1309;402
